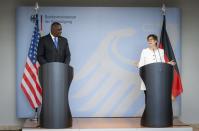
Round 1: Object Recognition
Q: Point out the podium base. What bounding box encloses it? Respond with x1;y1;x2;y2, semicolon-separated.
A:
22;117;192;131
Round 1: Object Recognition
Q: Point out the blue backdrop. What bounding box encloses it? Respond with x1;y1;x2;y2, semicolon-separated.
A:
16;7;181;118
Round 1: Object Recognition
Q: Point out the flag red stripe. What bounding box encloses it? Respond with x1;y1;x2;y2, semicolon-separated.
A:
22;73;41;105
164;54;183;97
172;69;183;97
159;43;163;49
26;63;42;95
21;84;35;109
34;64;39;73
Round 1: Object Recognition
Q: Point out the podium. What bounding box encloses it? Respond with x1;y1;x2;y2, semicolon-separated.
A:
39;62;72;128
139;63;173;127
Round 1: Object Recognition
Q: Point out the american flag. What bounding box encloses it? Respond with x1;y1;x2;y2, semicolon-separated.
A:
21;14;42;109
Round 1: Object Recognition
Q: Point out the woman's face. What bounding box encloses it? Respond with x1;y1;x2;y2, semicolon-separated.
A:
147;37;157;48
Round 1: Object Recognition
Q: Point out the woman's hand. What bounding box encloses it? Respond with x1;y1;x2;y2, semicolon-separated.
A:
171;95;176;101
133;61;139;67
168;60;176;66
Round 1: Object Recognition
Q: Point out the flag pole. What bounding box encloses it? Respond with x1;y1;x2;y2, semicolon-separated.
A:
159;2;182;100
161;3;166;16
31;2;40;123
35;2;39;14
30;2;39;23
34;1;39;123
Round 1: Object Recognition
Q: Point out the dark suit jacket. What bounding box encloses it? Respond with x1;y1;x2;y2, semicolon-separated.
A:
37;34;71;65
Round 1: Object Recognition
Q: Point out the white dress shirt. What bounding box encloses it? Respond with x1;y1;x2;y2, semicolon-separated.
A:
50;33;55;41
50;33;58;42
138;48;165;90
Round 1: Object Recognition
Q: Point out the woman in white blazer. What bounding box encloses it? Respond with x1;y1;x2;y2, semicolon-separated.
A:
138;34;175;98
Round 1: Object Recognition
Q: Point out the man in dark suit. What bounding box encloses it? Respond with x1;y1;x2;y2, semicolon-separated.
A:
37;22;71;65
37;22;73;86
37;22;73;126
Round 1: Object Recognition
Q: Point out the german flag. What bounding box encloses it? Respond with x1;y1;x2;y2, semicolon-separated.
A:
159;15;183;98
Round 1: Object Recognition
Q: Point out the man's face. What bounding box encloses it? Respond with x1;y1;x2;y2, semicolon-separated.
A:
51;25;62;37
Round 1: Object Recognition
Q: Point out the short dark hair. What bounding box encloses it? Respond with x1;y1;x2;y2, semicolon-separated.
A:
147;34;158;41
51;22;61;28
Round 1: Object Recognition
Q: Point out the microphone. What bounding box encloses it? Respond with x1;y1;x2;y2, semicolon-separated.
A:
157;48;163;63
153;48;158;62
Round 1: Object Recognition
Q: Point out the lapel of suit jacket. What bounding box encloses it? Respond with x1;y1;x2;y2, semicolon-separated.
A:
47;34;58;50
57;37;62;51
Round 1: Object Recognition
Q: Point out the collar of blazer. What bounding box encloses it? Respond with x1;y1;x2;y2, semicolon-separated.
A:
47;33;61;49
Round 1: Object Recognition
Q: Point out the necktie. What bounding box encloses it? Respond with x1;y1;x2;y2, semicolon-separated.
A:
54;37;58;48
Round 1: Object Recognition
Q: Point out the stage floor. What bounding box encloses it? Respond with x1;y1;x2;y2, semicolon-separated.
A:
23;117;192;131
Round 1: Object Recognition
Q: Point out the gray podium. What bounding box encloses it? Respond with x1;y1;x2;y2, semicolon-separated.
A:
139;63;173;127
39;62;72;128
